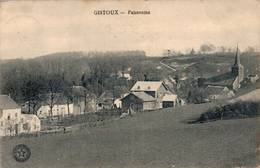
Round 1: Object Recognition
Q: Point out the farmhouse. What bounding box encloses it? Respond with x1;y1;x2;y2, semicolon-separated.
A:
121;81;178;111
0;95;40;136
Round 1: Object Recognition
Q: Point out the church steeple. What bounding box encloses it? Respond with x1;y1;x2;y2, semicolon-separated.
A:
234;44;240;65
231;45;244;84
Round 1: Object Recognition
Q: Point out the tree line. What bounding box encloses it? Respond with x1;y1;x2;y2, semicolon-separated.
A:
0;50;165;105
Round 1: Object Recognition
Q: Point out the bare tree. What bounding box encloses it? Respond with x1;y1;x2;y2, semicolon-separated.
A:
45;76;63;119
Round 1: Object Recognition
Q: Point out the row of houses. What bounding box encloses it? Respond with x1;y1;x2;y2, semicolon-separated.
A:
29;81;179;119
1;80;179;136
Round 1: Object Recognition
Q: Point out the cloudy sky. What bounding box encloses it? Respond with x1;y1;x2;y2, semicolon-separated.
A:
0;0;259;59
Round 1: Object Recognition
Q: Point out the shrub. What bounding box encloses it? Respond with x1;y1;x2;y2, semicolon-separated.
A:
195;101;260;123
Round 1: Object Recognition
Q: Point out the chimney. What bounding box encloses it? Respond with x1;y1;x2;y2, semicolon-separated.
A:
144;74;148;81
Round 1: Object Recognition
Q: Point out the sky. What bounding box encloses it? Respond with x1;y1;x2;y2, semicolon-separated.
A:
0;0;260;59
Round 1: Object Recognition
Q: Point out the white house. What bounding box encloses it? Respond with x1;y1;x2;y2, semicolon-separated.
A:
20;114;41;134
0;95;41;136
37;102;73;119
36;93;74;118
0;95;21;136
117;71;132;80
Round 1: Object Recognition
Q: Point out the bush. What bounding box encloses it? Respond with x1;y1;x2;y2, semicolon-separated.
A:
195;101;260;123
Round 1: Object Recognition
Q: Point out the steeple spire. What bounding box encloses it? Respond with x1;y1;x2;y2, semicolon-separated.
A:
234;44;240;65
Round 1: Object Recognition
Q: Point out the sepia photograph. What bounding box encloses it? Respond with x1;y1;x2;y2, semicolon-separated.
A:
0;0;260;167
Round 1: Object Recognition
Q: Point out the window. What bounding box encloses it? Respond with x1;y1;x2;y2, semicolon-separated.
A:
15;113;17;117
23;123;29;130
7;115;10;120
137;86;140;89
148;86;151;90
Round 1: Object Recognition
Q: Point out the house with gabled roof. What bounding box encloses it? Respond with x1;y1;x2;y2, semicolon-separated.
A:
121;81;178;111
0;95;40;136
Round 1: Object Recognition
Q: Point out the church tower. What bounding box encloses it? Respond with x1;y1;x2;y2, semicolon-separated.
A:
231;45;244;83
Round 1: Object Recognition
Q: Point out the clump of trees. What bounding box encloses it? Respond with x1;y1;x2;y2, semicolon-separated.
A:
193;101;260;123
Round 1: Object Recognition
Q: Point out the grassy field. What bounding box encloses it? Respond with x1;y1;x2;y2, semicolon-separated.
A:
1;103;259;168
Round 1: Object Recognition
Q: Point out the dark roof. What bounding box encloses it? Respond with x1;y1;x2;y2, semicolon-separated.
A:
205;72;236;87
204;86;226;95
0;95;20;109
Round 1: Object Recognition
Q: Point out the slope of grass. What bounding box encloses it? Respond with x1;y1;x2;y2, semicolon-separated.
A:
1;103;259;168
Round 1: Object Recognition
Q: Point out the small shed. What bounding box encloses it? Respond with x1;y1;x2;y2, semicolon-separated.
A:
162;94;178;108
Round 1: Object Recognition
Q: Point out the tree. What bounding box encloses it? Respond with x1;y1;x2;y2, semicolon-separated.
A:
244;46;256;53
200;43;216;54
21;79;42;114
63;86;73;116
190;48;196;55
45;75;63;118
219;46;227;53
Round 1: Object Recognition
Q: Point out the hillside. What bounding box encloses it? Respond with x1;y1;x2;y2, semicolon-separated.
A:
161;53;260;79
1;103;259;168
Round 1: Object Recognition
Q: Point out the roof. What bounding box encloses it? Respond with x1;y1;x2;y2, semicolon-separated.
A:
205;72;236;87
128;92;156;102
0;95;20;110
204;86;230;95
98;90;114;101
162;94;178;101
131;81;166;92
21;114;40;121
72;85;87;97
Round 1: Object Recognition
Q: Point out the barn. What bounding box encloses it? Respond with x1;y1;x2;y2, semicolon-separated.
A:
121;92;157;111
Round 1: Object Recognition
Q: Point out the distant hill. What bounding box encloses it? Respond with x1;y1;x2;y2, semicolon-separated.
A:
161;52;260;79
0;50;152;102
